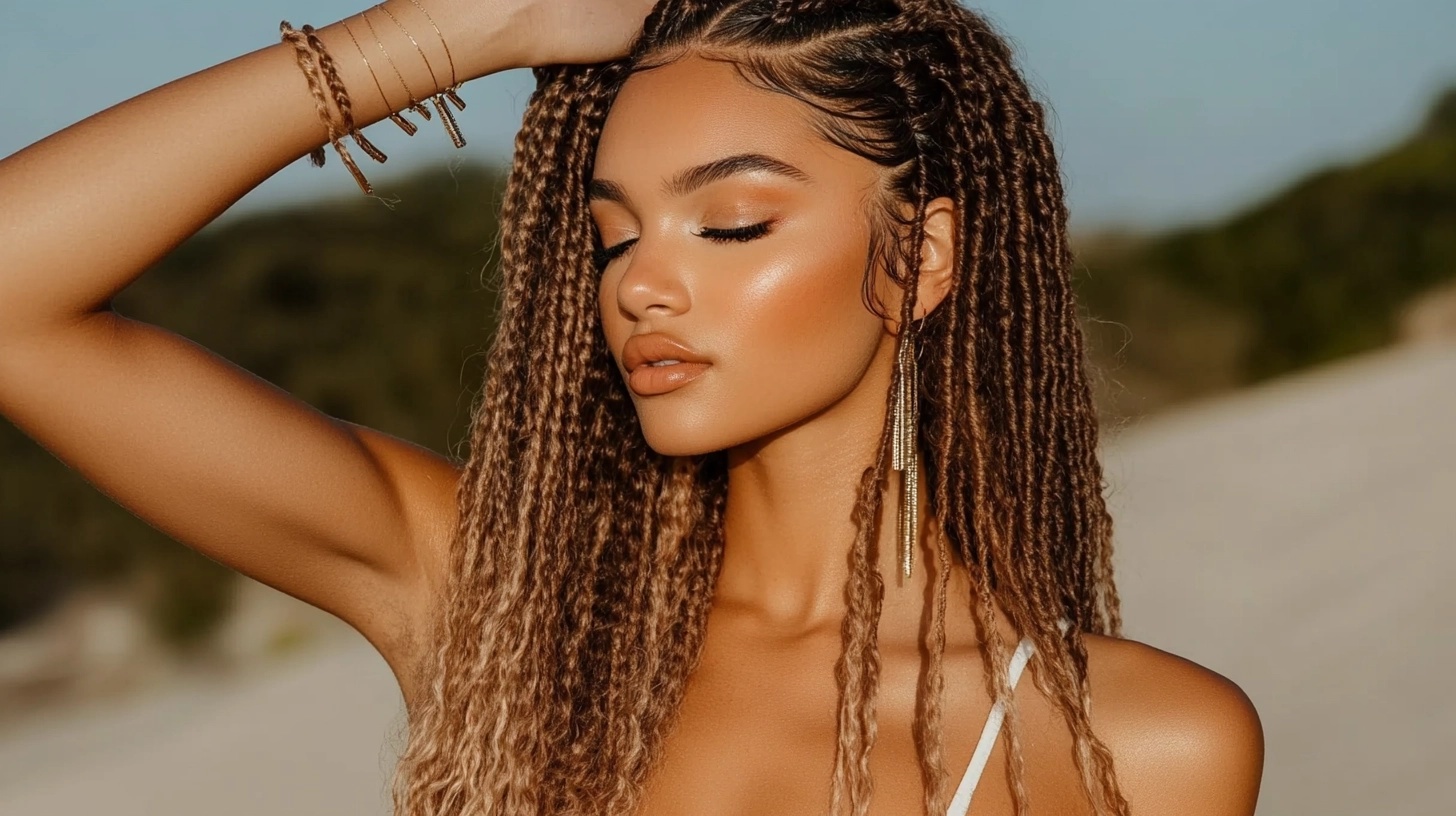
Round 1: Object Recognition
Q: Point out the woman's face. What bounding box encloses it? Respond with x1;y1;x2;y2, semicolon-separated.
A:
592;54;897;457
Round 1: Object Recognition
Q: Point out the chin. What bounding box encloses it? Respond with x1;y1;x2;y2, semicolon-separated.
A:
629;371;859;458
633;398;776;458
636;414;731;458
641;436;715;459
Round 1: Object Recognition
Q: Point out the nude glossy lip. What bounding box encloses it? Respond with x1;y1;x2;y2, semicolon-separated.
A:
628;361;711;396
622;333;711;397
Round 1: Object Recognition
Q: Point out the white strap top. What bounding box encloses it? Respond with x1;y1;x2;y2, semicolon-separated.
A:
946;619;1068;816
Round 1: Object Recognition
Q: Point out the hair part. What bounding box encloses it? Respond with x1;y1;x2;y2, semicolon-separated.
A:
389;2;1127;814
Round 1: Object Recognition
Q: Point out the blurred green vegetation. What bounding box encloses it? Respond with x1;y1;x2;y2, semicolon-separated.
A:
1077;86;1456;418
0;164;506;648
1;86;1453;651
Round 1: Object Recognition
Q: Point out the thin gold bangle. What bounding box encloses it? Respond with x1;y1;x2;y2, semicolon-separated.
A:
361;6;433;122
341;18;419;136
406;0;466;110
376;4;440;94
376;3;465;147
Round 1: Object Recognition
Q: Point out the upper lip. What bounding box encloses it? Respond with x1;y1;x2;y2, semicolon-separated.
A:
622;332;710;372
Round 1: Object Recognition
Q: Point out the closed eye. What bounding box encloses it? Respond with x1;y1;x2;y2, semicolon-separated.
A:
695;221;774;243
592;221;775;272
592;238;636;271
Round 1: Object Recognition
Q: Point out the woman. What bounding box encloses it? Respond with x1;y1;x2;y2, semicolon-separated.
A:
0;0;1263;814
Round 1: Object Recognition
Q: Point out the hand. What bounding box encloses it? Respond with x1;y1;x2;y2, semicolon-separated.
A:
407;0;660;79
513;0;662;66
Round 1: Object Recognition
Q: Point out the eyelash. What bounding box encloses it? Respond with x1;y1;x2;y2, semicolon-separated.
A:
591;238;639;272
699;221;774;243
591;221;774;271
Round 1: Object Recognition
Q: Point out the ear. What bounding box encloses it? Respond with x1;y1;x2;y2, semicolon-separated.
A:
911;196;957;322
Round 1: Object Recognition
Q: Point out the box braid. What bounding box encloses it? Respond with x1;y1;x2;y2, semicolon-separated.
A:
890;4;1129;814
387;2;1128;815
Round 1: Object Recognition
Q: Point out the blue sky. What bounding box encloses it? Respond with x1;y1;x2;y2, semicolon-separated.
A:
3;1;1453;230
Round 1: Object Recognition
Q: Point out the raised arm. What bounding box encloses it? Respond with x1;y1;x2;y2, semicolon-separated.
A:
0;0;652;686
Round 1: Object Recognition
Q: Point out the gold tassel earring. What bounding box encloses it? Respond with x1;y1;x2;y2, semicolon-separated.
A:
891;325;919;580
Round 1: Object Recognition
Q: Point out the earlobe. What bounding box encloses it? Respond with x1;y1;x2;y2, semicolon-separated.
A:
914;196;957;321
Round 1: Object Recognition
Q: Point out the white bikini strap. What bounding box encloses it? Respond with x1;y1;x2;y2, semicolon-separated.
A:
946;619;1070;816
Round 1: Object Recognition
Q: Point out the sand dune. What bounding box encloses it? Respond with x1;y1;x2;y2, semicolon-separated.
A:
1;341;1452;815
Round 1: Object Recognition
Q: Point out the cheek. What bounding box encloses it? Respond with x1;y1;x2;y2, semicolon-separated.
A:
594;223;886;456
710;234;883;408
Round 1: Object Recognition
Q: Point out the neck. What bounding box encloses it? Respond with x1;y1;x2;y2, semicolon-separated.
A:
716;365;969;637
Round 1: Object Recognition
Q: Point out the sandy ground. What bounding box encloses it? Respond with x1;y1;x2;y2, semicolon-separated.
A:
0;340;1452;815
0;639;406;815
1104;340;1456;816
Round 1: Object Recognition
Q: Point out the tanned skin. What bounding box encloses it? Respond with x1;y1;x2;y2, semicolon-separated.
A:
0;2;1261;813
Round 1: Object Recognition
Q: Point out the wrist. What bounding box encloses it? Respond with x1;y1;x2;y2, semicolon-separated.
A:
380;0;532;82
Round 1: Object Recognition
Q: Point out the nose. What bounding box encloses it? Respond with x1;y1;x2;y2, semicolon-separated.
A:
613;236;691;320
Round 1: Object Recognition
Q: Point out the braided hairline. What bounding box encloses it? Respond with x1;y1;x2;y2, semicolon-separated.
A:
769;0;882;24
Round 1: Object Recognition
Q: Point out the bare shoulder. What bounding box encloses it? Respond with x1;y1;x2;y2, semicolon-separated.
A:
1078;633;1265;816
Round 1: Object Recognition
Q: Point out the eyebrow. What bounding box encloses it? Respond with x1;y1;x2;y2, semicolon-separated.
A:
588;152;811;206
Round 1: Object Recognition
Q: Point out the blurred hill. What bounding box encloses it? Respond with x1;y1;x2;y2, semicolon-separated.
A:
2;83;1455;668
1077;84;1456;419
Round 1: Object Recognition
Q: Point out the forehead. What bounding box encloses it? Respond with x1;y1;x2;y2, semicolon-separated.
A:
593;54;835;188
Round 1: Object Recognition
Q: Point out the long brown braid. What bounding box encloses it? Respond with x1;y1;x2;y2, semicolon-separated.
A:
388;1;1128;814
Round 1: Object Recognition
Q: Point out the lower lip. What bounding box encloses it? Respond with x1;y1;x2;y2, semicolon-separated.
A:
628;362;711;396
